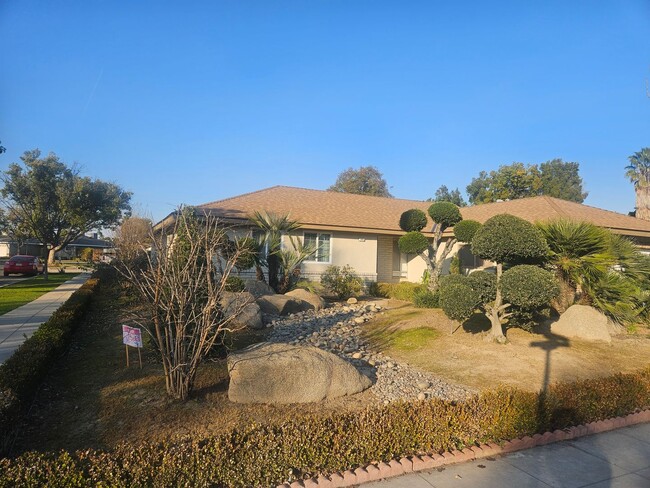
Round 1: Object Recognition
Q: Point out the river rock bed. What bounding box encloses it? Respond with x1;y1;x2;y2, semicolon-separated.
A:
266;301;474;403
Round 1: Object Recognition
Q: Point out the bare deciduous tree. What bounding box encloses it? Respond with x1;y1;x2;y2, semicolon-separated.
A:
114;216;153;264
117;208;251;400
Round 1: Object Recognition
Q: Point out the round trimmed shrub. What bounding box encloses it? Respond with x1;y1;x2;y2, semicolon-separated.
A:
501;265;559;309
439;274;468;288
398;231;429;254
399;209;428;232
466;270;497;304
440;282;479;322
471;214;549;264
428;202;462;229
453;219;482;243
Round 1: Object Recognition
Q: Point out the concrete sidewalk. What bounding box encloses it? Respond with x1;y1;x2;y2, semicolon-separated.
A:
0;274;91;364
362;423;650;488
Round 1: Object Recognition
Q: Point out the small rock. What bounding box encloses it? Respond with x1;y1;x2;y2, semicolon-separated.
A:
347;297;358;304
417;381;429;389
352;352;362;359
417;393;426;400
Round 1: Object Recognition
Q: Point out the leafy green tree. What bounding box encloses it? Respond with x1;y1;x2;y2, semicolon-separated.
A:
429;185;466;206
470;214;552;342
1;150;131;278
625;147;650;220
397;202;465;292
466;160;587;204
539;159;587;203
328;166;392;197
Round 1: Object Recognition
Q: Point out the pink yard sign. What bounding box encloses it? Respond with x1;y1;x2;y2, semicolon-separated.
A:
122;325;143;348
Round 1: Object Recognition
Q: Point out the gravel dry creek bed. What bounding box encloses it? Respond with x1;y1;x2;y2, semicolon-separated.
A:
265;301;474;403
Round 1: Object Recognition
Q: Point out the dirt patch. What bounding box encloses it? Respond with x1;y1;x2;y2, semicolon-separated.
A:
363;303;650;393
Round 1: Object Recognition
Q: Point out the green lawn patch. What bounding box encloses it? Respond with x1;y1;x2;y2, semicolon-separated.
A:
0;274;80;316
390;327;440;351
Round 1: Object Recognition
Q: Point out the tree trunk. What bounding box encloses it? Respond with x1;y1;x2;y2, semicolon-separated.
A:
635;185;650;221
267;254;279;292
47;247;57;265
490;263;507;343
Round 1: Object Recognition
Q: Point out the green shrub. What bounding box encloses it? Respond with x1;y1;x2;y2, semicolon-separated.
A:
0;277;100;453
320;265;363;300
439;281;478;322
466;271;497;304
501;265;559;309
368;282;426;302
413;289;439;308
1;368;647;487
439;274;467;288
398;231;429;254
449;255;461;275
225;276;246;292
453;219;482;243
399;209;428;232
472;214;549;265
428;202;462;229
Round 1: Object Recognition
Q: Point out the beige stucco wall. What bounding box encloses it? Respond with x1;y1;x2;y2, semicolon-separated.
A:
283;230;379;282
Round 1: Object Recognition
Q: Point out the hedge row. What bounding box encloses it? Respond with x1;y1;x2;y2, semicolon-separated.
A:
0;277;100;452
1;368;648;487
368;282;427;302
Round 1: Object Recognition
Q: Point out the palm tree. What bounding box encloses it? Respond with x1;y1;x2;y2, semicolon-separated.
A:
625;147;650;220
248;211;302;292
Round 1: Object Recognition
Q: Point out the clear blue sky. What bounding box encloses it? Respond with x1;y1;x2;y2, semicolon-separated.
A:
1;1;649;222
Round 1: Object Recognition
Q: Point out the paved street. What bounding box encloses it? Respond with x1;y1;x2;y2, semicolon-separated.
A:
0;274;91;363
362;423;650;488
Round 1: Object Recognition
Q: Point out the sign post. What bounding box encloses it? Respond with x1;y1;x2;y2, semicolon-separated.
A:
122;325;143;369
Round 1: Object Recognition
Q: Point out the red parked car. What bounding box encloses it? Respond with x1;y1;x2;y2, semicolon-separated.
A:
3;255;44;276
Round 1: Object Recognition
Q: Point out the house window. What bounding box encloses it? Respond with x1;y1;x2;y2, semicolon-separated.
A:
304;232;331;263
251;230;269;259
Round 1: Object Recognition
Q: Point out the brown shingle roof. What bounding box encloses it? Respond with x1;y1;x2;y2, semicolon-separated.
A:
196;186;650;238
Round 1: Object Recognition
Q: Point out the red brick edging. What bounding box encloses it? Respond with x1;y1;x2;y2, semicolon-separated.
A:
277;409;650;488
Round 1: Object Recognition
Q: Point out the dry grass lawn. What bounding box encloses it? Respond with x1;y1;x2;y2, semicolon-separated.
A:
363;301;650;393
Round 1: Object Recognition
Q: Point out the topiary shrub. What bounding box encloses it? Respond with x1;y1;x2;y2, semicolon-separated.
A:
399;209;428;232
472;214;549;265
413;289;439;308
501;265;559;309
453;219;482;243
428;202;462;229
439;281;478;322
439;274;468;288
398;231;429;254
466;271;497;304
320;265;363;300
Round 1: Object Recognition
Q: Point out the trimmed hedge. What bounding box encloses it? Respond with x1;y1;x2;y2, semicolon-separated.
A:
399;209;428;232
369;282;427;302
1;368;648;487
398;231;429;254
0;277;100;452
428;202;462;229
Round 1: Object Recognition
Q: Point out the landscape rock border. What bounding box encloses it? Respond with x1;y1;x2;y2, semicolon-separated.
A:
277;408;650;488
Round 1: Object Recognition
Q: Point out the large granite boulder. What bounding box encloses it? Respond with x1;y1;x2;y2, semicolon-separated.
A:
551;305;612;343
227;342;372;404
285;289;325;311
221;291;264;330
256;294;311;315
244;280;275;298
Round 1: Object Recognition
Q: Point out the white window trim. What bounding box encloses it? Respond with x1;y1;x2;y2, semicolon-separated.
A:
303;231;332;264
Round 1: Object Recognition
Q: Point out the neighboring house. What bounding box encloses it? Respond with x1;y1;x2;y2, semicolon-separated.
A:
0;234;112;260
159;186;650;284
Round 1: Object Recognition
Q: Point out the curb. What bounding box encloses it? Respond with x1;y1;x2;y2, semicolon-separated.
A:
277;409;650;488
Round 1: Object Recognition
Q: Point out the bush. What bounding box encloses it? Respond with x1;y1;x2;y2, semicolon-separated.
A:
428;202;462;229
398;231;429;254
399;209;428;232
1;368;647;487
413;289;439;308
439;281;478;322
501;265;559;309
225;276;245;292
472;214;549;265
453;219;482;243
320;265;363;300
368;282;426;302
0;277;100;452
466;270;497;304
439;274;467;288
449;255;461;275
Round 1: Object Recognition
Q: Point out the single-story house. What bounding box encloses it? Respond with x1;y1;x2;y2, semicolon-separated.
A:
159;186;650;284
0;234;112;260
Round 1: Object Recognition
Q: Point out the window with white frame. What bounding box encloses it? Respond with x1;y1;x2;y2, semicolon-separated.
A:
304;232;331;263
251;229;269;260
